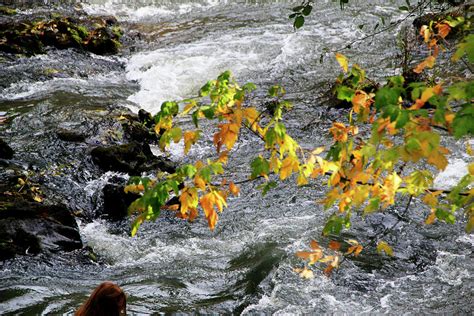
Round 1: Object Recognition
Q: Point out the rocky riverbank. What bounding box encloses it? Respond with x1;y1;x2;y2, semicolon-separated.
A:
0;6;176;261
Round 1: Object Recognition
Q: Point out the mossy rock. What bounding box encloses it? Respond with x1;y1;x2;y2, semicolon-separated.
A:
0;15;123;56
0;6;16;15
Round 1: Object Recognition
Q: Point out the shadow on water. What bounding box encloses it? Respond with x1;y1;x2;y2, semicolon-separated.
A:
193;242;285;315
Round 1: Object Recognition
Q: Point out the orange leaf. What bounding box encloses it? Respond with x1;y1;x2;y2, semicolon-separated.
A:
310;240;320;250
184;130;200;154
436;22;451;39
229;182;240;196
200;193;218;230
328;240;341;251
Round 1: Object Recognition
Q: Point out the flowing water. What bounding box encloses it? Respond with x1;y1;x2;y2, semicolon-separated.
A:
1;0;473;314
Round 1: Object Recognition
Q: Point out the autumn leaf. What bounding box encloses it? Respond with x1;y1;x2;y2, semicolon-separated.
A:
184;130;200;154
328;240;341;251
413;56;436;74
294;267;314;279
436;22;451;39
376;241;393;256
200;191;227;230
280;155;300;180
229;182;240;196
179;187;198;215
335;53;349;73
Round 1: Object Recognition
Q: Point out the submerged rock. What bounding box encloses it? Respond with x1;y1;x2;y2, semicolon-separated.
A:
90;141;176;175
0;138;14;159
0;196;82;261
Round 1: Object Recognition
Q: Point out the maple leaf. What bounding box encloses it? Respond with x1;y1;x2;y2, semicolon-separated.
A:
179;187;198;216
380;172;402;206
436;22;451;39
229;182;240;196
214;123;240;152
280;155;300;180
200;191;227;230
184;130;200;154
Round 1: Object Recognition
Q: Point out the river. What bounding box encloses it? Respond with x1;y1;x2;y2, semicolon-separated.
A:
0;0;472;314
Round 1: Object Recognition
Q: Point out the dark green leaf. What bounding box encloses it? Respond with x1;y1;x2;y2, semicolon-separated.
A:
294;16;305;29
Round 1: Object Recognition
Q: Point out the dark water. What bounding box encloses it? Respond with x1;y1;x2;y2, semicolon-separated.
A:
0;0;473;314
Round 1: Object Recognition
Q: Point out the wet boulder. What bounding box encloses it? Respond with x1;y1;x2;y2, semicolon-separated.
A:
0;197;83;261
90;141;176;175
0;138;14;159
102;182;140;220
57;128;87;142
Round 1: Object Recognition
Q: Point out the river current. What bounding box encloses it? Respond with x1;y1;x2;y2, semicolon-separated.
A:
0;0;473;314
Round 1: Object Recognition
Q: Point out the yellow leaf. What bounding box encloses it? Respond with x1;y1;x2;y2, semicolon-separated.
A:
420;25;430;42
421;87;435;103
376;241;393;256
335;53;349;73
124;184;145;194
425;209;436;225
182;102;196;115
33;195;43;203
427;150;448;170
194;175;206;190
218;151;229;164
468;163;474;176
422;192;438;208
297;173;308;186
294;267;314;279
179;187;198;215
312;147;325;155
280;155;300;180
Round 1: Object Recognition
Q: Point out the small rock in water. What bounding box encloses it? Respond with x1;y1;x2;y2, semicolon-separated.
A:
0;138;14;159
90;141;176;175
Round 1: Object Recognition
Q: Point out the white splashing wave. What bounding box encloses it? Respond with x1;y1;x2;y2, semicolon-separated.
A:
83;0;223;21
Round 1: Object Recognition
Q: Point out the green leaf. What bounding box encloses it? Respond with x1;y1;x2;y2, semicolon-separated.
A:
322;214;345;236
453;103;474;139
178;164;197;178
292;5;304;12
259;181;277;196
399;6;409;11
395;109;409;129
251;156;270;178
302;5;312;16
336;86;354;102
160;101;179;116
268;85;285;97
265;127;276;147
199;81;214;97
294;16;305;29
201;105;215;119
242;82;257;92
435;208;456;224
389;75;405;87
274;122;286;138
375;87;401;110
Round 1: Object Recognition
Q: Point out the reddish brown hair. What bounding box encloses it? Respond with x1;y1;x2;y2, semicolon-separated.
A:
75;281;126;316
